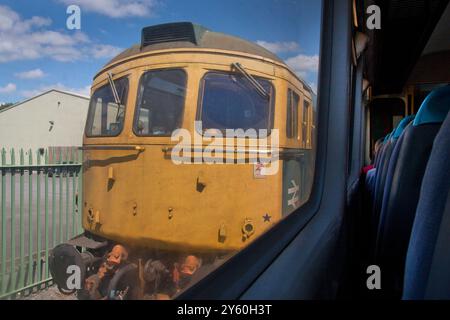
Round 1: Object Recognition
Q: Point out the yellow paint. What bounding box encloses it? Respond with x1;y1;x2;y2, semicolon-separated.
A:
107;166;115;181
83;47;314;253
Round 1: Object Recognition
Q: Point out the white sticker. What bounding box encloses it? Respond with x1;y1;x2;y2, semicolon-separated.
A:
287;180;299;209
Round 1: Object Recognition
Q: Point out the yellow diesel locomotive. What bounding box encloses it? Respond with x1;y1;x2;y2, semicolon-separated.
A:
49;22;315;300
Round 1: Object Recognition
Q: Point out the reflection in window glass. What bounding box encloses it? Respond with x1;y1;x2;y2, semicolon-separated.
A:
200;72;273;135
134;69;187;136
86;77;128;137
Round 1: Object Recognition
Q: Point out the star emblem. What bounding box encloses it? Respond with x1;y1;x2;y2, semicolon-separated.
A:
263;213;271;222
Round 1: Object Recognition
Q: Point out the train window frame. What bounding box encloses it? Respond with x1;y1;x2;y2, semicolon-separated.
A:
196;70;276;138
132;68;188;137
85;76;129;138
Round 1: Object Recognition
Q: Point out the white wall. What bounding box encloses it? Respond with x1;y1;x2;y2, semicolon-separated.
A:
0;90;89;152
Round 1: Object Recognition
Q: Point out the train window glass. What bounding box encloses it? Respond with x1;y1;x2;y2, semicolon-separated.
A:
67;1;321;301
134;69;187;136
85;77;129;137
199;72;274;136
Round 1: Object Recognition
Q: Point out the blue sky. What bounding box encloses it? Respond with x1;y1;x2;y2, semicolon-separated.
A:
0;0;322;104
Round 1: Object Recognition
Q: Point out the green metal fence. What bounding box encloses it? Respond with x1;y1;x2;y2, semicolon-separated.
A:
0;148;83;299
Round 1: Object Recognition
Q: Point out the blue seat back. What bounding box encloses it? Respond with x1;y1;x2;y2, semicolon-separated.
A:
375;85;450;297
403;89;450;299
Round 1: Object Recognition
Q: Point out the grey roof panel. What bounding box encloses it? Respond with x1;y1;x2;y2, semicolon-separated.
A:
104;23;284;67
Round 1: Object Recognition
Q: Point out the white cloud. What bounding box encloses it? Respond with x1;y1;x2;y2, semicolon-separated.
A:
0;83;16;93
0;5;122;63
256;41;319;92
256;40;300;54
285;54;319;79
0;6;51;33
15;68;46;79
90;44;124;59
21;83;90;98
58;0;157;18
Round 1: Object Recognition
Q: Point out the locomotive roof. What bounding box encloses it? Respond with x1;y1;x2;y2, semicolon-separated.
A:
104;22;285;67
100;22;314;95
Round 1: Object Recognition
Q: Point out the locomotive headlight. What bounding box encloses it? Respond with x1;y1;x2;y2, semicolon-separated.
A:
242;218;255;239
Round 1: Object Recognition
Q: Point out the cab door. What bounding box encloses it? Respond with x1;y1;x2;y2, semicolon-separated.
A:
82;75;144;241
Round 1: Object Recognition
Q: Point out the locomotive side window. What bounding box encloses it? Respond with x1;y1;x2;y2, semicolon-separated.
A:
286;89;300;139
303;100;310;147
199;72;274;136
85;77;129;137
134;69;187;136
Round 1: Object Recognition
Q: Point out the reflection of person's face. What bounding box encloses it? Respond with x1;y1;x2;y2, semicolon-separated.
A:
107;245;128;266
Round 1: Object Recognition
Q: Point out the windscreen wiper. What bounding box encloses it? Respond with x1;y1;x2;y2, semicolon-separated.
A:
107;72;124;121
231;62;269;100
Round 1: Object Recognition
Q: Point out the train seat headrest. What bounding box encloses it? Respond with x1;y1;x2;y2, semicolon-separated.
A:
413;85;450;126
384;131;393;143
392;115;415;139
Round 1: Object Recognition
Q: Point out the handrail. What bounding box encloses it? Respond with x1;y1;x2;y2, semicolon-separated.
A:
79;145;145;151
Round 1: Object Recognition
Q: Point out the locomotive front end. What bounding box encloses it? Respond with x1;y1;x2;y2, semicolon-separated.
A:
49;22;314;299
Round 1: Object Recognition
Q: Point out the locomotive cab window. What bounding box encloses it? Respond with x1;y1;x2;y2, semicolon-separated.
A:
134;69;187;136
85;77;129;137
198;72;274;137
